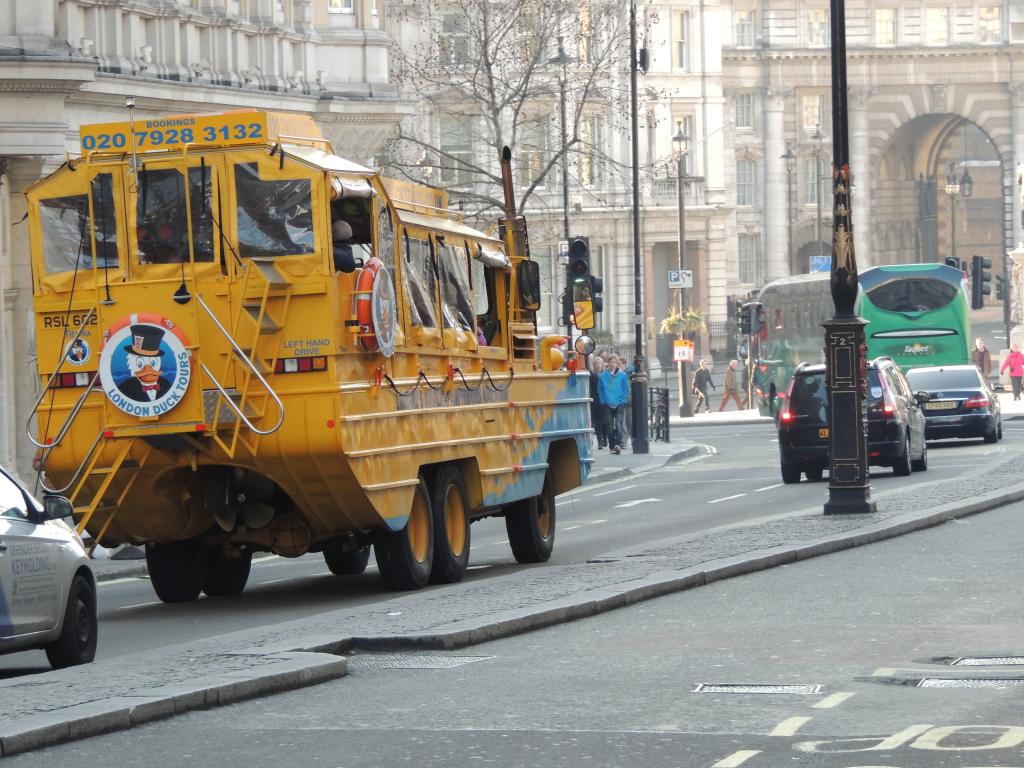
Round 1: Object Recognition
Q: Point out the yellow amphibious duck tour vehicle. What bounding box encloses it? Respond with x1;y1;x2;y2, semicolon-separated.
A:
27;110;591;600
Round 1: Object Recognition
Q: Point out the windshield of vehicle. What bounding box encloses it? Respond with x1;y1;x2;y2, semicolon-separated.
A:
866;368;884;406
906;368;982;391
790;371;826;418
864;277;958;313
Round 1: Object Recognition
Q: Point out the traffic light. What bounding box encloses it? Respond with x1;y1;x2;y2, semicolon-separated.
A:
996;274;1007;301
589;274;604;314
739;303;751;335
740;301;762;336
567;236;590;282
971;254;992;309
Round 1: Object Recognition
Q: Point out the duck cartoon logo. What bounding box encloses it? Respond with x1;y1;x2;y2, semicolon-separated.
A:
98;314;192;417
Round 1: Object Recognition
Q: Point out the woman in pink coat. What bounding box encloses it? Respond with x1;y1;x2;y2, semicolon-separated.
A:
1000;343;1024;401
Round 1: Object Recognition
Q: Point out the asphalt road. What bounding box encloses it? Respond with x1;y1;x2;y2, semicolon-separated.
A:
7;469;1023;768
2;421;1017;677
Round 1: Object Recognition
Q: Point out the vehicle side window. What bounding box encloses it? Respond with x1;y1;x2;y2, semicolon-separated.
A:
866;368;884;406
0;474;29;521
886;367;909;398
403;236;438;329
39;194;89;274
438;238;474;332
234;162;315;258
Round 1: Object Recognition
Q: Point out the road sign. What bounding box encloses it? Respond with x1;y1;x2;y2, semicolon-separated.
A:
668;269;693;289
673;339;694;362
809;255;831;273
558;240;569;264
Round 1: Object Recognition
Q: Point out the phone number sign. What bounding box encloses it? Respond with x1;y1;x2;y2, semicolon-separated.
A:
80;112;269;155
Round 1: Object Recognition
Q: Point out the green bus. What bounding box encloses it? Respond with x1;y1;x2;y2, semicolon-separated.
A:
857;263;972;370
751;263;971;415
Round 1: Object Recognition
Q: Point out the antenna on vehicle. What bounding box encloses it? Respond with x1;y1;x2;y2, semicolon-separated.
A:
126;96;140;184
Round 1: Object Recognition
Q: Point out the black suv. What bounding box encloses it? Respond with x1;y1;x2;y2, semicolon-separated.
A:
777;357;930;484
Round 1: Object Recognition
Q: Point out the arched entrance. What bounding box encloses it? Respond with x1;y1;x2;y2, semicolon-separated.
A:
874;115;1003;273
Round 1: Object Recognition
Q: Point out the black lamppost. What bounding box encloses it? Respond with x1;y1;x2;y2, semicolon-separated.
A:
548;36;573;241
945;162;961;264
814;124;825;259
673;122;692;418
824;0;875;515
782;144;796;273
628;0;649;454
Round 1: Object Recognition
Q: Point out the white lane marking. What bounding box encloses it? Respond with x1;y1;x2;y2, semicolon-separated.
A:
116;601;160;610
587;519;608;524
98;577;146;587
770;716;812;736
562;525;581;531
713;750;761;767
614;499;660;508
813;692;855;709
754;483;782;492
259;577;293;585
592;484;637;497
252;554;280;565
708;493;747;504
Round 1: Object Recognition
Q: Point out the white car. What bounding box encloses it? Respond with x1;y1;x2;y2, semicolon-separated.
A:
0;467;97;668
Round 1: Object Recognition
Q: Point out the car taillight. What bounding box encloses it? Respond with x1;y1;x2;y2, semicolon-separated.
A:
964;395;989;409
48;371;97;389
274;356;328;374
882;403;895;417
779;410;793;424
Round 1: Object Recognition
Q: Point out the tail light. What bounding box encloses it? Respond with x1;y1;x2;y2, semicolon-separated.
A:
48;371;98;389
964;395;990;409
273;356;328;374
882;402;895;417
779;410;793;425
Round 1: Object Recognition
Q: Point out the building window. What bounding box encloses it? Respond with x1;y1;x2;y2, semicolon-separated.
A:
978;6;1002;43
807;8;829;47
580;117;603;187
874;8;897;46
519;118;549;189
738;234;759;284
925;7;949;45
327;0;353;13
579;4;594;63
802;157;822;206
440;13;470;64
735;9;755;48
736;159;755;206
802;94;825;132
673;11;689;70
735;93;754;130
440;116;474;186
1012;6;1024;43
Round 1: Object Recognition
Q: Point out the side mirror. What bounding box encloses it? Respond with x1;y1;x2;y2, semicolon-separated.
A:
914;391;931;404
517;260;541;311
40;495;74;521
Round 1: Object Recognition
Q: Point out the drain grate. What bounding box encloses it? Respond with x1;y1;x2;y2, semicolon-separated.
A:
346;654;494;671
951;657;1024;666
693;684;823;695
919;678;1024;689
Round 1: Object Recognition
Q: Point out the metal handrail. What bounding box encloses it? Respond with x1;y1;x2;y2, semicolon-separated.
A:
197;294;285;436
36;430;105;494
26;306;99;449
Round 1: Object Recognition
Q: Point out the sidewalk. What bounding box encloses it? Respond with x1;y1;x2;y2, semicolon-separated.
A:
5;429;1024;756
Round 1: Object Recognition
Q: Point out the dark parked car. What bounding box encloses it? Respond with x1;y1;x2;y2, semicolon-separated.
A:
777;357;930;484
905;365;1002;443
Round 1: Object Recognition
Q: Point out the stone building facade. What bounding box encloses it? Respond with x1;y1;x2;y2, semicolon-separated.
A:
0;0;409;479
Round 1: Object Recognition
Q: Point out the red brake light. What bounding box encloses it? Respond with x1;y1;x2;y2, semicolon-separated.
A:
779;410;793;424
964;396;989;409
882;403;895;416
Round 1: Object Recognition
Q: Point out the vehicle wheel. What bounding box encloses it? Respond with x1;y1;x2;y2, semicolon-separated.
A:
911;439;928;472
984;425;998;443
505;471;556;564
374;477;433;591
146;540;208;603
781;462;802;484
892;433;912;476
804;465;824;482
45;574;97;668
429;464;471;584
202;547;252;597
323;540;371;575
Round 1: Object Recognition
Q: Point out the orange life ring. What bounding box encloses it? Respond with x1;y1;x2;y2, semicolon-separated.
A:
355;257;384;352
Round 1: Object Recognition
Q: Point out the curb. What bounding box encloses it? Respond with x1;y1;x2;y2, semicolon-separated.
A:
0;653;346;758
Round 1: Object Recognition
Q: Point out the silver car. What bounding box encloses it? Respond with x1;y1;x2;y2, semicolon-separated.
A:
0;467;97;668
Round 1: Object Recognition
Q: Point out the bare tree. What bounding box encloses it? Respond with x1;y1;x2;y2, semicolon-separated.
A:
384;0;630;225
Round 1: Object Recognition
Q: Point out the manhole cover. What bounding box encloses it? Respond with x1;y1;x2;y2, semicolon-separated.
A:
951;657;1024;666
693;684;823;695
919;678;1024;689
346;654;494;671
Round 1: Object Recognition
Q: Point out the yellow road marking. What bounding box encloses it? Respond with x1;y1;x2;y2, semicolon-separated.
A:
712;751;761;767
770;716;812;736
813;691;855;709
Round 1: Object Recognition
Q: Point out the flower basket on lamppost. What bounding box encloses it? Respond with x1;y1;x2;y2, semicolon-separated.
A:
660;308;704;416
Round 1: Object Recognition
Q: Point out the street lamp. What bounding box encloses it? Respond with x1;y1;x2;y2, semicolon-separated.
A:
673;121;692;418
814;124;824;260
945;161;961;265
628;1;649;454
548;36;573;241
781;144;795;273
